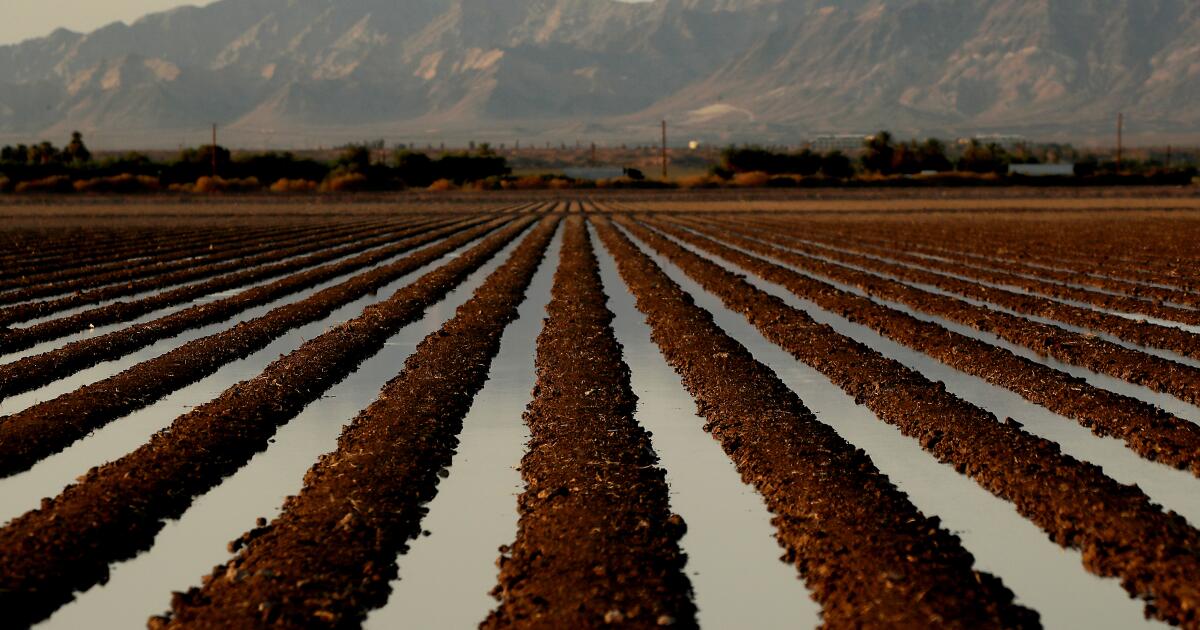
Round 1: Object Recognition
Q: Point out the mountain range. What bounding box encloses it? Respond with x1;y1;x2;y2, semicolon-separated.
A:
0;0;1196;148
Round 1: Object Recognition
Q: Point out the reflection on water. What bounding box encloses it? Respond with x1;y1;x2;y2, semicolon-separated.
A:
366;227;560;629
622;223;1164;630
33;228;531;630
594;226;821;629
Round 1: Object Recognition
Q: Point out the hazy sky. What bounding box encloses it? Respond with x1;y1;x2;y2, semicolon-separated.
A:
0;0;216;45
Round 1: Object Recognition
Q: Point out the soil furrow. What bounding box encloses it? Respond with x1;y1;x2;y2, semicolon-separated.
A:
657;217;1200;475
613;215;1200;628
0;215;540;628
154;216;559;629
0;216;452;348
797;223;1200;311
0;217;423;327
593;216;1038;629
0;216;492;399
729;217;1200;361
0;216;512;478
795;226;1200;325
0;221;359;299
483;217;696;629
696;216;1200;408
0;223;284;284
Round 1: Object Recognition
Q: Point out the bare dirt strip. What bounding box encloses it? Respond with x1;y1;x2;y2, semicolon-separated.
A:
0;216;454;350
0;221;355;299
0;216;542;628
804;216;1200;293
794;225;1200;326
0;216;512;478
153;217;559;629
695;216;1200;408
0;215;492;399
482;217;696;629
654;216;1200;476
794;222;1200;311
0;216;420;327
591;216;1038;629
613;215;1200;628
733;217;1200;362
0;223;280;285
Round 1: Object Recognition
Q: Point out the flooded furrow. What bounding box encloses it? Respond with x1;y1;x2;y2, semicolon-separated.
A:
612;220;1170;630
34;223;539;630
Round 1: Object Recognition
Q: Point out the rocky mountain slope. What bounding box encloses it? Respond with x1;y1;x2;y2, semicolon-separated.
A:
0;0;1195;147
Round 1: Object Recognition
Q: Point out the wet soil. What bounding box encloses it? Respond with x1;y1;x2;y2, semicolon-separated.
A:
593;216;1038;629
155;216;559;629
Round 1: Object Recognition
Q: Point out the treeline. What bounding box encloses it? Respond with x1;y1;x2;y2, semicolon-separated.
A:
715;131;1197;184
0;133;512;193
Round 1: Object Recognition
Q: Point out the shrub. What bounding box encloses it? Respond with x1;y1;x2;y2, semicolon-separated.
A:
427;178;458;191
73;173;160;193
270;178;319;193
0;177;10;192
170;176;262;193
730;171;771;188
15;175;73;193
319;173;371;192
679;174;724;189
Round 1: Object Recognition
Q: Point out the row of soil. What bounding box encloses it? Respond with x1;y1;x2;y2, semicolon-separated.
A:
807;216;1200;292
0;222;275;283
738;217;1200;361
483;217;696;629
0;215;491;400
0;216;453;350
0;216;543;628
0;218;391;307
0;216;416;326
0;220;350;296
796;221;1200;311
794;223;1200;325
0;216;509;477
653;216;1200;475
592;216;1038;628
155;217;559;628
699;216;1200;407
613;214;1200;627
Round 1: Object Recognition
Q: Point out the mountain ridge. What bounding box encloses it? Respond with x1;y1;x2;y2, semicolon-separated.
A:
1;0;1196;148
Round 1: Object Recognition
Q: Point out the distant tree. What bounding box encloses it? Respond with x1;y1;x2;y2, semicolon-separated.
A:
861;131;896;174
64;131;91;164
917;139;952;172
623;167;645;181
820;151;855;179
957;140;1009;174
30;141;60;165
392;150;435;187
335;145;372;172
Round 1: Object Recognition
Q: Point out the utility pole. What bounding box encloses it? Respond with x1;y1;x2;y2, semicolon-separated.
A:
211;123;218;180
661;120;668;180
1116;113;1124;171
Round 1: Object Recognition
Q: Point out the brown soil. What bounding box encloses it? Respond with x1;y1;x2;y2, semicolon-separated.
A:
0;217;451;348
654;216;1200;475
593;215;1038;629
154;216;559;629
697;216;1200;406
0;216;414;327
0;215;516;478
0;216;539;627
612;215;1200;627
483;216;696;629
0;215;492;398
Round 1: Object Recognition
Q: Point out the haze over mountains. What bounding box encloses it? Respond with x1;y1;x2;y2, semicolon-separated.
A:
0;0;1196;148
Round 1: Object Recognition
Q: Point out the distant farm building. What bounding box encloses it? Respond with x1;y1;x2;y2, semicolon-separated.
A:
809;135;871;152
1009;163;1076;177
